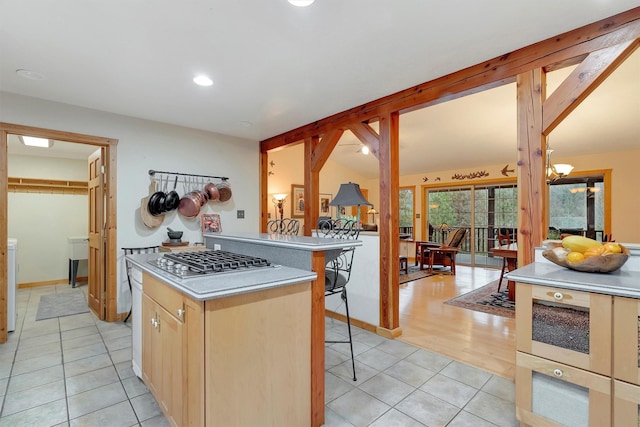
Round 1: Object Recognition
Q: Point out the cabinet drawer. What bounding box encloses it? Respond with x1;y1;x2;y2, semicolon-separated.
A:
516;283;612;375
614;380;640;427
614;297;640;386
143;272;184;322
516;352;611;427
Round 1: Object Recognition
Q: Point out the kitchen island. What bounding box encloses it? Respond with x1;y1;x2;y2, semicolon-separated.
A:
128;232;360;427
507;246;640;427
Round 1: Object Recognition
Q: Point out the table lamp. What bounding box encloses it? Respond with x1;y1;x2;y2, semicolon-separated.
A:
329;182;372;222
272;193;287;221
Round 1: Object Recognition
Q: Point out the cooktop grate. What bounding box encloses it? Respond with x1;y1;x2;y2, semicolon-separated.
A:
161;250;270;274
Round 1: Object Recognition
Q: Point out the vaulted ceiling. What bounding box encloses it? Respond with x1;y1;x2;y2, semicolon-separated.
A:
2;2;638;173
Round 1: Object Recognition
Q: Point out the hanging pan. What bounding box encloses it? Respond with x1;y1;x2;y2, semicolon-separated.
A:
216;180;232;202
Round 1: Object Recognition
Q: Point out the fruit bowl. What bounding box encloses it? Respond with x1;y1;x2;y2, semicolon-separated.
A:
542;244;630;273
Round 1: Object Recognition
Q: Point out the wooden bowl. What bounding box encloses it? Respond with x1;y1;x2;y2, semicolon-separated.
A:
542;244;630;273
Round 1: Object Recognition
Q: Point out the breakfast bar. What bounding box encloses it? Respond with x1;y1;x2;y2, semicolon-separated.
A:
127;232;360;427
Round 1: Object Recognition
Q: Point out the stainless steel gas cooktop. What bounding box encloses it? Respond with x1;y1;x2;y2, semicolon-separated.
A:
150;250;271;278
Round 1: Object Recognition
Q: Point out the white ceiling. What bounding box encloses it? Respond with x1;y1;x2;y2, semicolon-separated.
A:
2;1;638;174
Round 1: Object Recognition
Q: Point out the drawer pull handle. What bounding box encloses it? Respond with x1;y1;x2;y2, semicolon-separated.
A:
553;369;563;377
553;292;564;301
177;309;185;318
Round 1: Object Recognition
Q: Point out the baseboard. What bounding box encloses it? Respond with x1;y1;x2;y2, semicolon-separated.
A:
376;326;403;339
325;309;403;339
18;276;88;289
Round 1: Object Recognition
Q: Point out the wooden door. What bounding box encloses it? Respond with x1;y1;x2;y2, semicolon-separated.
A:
88;149;105;318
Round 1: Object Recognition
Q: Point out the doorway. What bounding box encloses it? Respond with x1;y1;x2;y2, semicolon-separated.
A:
0;122;119;344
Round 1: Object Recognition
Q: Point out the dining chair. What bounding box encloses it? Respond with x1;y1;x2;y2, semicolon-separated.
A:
266;218;300;235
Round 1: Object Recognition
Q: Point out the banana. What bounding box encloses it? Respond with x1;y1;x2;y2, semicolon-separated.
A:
561;235;603;254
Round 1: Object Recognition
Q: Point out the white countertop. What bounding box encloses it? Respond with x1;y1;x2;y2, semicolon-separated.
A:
507;262;640;298
203;231;362;251
126;252;317;301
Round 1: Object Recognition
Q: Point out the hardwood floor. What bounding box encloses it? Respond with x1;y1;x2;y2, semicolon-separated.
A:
397;265;516;380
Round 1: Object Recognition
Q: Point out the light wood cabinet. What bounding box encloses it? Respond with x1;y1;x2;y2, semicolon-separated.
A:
516;282;640;427
141;272;311;426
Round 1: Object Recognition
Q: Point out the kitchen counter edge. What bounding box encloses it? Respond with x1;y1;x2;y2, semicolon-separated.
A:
507;262;640;298
126;253;317;301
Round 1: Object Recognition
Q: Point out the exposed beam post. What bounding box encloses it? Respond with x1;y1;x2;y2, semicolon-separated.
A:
304;136;321;236
516;69;546;266
378;111;401;335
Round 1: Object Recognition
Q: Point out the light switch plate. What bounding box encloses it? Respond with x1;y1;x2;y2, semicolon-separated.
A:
237;210;245;219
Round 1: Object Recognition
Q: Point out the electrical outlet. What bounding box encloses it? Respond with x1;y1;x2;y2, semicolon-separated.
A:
237;209;245;219
416;213;421;219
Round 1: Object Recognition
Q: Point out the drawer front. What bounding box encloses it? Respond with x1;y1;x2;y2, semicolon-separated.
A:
614;380;640;427
516;283;612;375
143;272;184;322
516;352;611;427
614;297;640;386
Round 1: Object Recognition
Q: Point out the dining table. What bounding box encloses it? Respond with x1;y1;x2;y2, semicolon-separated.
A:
489;244;518;301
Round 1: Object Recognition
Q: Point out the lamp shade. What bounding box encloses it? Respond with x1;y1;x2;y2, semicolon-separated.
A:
329;182;372;207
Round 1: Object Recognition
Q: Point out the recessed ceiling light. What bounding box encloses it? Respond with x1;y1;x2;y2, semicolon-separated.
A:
288;0;315;6
16;69;45;81
19;136;54;148
193;75;213;86
239;121;253;128
361;146;370;155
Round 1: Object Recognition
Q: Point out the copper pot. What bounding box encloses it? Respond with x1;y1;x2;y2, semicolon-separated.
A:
178;192;200;218
217;181;232;202
204;182;220;201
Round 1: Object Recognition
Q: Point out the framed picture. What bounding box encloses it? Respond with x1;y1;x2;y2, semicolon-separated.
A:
201;213;222;233
291;184;305;218
319;193;332;217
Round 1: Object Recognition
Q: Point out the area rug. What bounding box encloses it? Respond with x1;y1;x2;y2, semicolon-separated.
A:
399;264;437;284
36;292;89;321
444;280;515;318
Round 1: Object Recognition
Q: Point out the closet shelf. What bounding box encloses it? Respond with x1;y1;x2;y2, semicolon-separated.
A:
8;177;88;195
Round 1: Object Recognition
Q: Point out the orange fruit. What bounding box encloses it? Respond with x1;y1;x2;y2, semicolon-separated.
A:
583;246;605;258
603;243;622;254
567;252;585;263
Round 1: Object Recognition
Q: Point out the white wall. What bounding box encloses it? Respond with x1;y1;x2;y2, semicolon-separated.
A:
1;92;260;312
8;155;89;284
267;143;372;228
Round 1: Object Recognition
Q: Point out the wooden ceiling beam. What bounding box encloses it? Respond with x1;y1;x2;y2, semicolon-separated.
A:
260;7;640;149
543;40;639;135
310;129;344;172
348;122;380;159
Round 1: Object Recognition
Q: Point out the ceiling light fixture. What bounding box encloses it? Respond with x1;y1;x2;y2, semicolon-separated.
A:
288;0;315;6
193;75;213;86
546;137;573;183
361;146;369;155
19;136;54;148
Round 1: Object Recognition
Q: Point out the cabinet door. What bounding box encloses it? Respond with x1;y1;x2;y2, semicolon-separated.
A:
516;352;611;427
614;380;640;427
614;297;640;386
142;294;161;397
516;283;612;375
157;303;183;427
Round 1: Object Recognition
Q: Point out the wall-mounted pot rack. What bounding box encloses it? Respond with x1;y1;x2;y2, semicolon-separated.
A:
148;169;229;181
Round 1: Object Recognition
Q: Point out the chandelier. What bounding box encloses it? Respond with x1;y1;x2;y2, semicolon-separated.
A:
546;138;573;183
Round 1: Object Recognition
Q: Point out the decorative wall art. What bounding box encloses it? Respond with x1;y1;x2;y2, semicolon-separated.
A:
291;184;305;218
319;193;332;217
201;213;222;233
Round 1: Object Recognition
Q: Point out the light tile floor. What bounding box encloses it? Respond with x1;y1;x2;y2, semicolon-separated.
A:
1;284;518;427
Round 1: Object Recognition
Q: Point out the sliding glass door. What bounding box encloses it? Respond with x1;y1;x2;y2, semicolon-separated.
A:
425;183;517;267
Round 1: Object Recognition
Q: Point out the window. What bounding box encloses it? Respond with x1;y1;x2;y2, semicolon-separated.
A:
399;187;414;239
426;183;517;266
549;175;605;240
